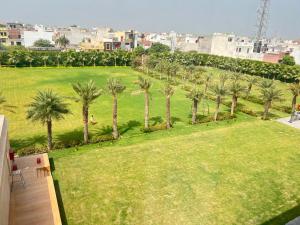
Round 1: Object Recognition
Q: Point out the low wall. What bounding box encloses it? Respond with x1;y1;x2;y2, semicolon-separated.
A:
0;115;11;225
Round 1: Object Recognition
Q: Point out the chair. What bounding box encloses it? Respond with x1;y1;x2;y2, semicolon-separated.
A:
11;170;26;191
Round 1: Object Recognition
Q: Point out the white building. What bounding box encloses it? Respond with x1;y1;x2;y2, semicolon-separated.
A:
23;25;54;47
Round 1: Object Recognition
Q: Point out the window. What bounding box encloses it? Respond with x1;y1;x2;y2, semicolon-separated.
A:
247;48;250;53
105;43;111;50
228;37;233;42
11;41;14;45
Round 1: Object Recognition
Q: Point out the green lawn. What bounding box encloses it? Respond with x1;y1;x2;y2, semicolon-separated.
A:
0;67;228;149
1;67;299;224
50;119;300;225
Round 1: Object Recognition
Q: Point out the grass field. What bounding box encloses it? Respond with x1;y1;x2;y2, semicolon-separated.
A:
1;67;299;224
0;67;231;149
50;119;300;225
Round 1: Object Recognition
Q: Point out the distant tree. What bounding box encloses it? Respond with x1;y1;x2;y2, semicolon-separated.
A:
162;83;174;129
211;77;227;121
0;43;6;51
136;76;152;129
26;90;70;150
280;55;296;66
107;79;126;139
260;86;282;120
8;52;19;67
147;43;171;54
289;82;300;121
186;88;203;124
33;39;54;48
0;91;16;113
245;76;258;99
90;53;98;67
25;53;34;67
42;55;49;67
133;46;146;57
72;80;102;144
55;35;70;49
229;81;245;116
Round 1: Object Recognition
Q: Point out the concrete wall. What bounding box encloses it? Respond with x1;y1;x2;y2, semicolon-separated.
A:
23;30;54;47
0;115;11;225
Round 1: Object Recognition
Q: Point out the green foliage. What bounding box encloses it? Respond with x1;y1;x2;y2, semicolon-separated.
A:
72;80;102;106
26;90;70;124
55;35;70;48
147;43;171;54
33;39;54;47
107;78;126;96
0;50;132;67
280;55;296;66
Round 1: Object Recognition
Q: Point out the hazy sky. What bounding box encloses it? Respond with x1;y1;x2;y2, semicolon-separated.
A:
1;0;299;39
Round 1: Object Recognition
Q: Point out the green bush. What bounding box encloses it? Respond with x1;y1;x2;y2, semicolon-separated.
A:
142;123;167;133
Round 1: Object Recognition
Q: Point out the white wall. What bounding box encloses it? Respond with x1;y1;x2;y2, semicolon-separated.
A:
23;30;54;47
0;115;11;225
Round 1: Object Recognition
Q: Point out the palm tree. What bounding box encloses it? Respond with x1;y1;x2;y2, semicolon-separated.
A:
288;82;300;121
26;90;70;150
8;52;18;67
186;88;203;124
162;83;174;129
72;80;102;144
202;73;212;95
0;92;16;113
260;86;282;120
25;54;34;67
245;76;258;98
55;35;70;49
56;53;62;67
107;79;126;139
229;81;245;116
42;55;49;67
90;54;98;67
211;82;227;121
137;76;152;129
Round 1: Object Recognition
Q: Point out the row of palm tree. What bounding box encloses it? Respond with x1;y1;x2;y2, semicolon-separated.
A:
23;77;175;150
1;73;299;151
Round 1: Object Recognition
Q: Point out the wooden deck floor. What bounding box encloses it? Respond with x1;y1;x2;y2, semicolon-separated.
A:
9;154;61;225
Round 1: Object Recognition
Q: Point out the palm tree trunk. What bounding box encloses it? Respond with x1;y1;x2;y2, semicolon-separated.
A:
246;83;252;99
230;95;237;116
112;95;119;139
46;120;53;150
214;96;221;121
166;95;171;129
192;99;198;124
290;95;297;121
263;101;271;120
144;91;150;129
30;62;32;68
83;106;89;144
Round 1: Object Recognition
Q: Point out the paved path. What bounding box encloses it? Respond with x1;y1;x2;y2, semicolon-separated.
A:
277;117;300;129
286;217;300;225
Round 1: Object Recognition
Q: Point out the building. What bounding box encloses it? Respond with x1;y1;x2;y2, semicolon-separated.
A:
23;25;54;47
6;22;24;46
0;24;8;46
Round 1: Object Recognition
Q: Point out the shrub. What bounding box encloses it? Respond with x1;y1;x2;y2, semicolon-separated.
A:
90;134;114;143
141;123;167;133
17;146;48;156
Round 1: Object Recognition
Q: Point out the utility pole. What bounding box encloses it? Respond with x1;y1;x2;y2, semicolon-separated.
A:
254;0;270;53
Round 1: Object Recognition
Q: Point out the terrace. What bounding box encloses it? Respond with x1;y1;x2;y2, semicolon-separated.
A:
0;116;61;225
9;154;61;225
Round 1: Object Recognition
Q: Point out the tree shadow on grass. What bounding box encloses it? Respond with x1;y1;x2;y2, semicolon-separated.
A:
171;117;182;124
10;135;47;150
150;116;163;126
260;203;300;225
119;120;142;135
55;129;83;148
93;120;141;136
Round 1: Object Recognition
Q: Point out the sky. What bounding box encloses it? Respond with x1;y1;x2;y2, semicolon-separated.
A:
1;0;300;39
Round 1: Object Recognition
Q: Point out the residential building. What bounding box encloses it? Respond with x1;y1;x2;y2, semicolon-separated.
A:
23;25;54;47
0;24;8;46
